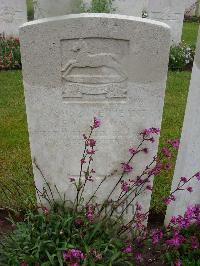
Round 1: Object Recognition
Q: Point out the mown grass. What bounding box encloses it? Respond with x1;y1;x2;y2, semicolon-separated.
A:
150;71;191;213
182;21;199;47
0;71;34;209
0;22;199;213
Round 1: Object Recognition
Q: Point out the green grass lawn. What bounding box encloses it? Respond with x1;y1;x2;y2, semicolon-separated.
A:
182;21;200;47
0;22;199;212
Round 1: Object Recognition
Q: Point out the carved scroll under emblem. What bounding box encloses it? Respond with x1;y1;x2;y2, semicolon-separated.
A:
61;38;129;102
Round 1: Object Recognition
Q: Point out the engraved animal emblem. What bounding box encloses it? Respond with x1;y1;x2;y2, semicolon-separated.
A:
62;40;127;84
0;7;15;23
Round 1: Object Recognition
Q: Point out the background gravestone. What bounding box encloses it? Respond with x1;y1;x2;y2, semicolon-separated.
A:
148;0;185;43
33;0;81;19
165;29;200;225
20;14;170;221
0;0;27;37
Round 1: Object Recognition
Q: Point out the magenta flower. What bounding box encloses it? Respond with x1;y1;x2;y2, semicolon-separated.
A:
93;117;101;128
174;259;181;266
129;147;136;155
190;236;199;249
187;186;193;193
168;139;180;149
122;244;133;254
69;177;75;182
165;163;172;170
141;127;160;136
121;181;130;192
146;185;152;191
87;139;96;147
162;147;172;158
80;158;86;165
121;163;133;173
86;149;95;155
63;249;84;264
86;205;95;222
151;229;163;245
180;177;187;183
195;172;200;181
143;148;149;153
166;232;184;248
135;253;143;263
42;207;49;215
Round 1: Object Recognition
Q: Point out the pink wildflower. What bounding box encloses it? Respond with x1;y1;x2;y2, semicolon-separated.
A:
87;139;96;147
122;244;133;254
180;177;187;183
174;259;181;266
42;207;49;215
135;253;143;263
190;236;199;249
187;186;193;193
86;149;95;155
152;229;163;245
129;147;136;155
121;181;130;192
168;139;180;149
81;158;86;165
93;117;101;128
162;147;172;158
195;172;200;181
146;185;152;191
121;163;133;173
166;232;184;248
165;163;172;170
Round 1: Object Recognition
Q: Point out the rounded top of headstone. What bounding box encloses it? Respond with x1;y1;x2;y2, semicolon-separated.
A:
20;13;170;30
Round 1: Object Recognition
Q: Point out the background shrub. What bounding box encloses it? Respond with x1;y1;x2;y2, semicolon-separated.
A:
169;42;195;71
0;35;21;70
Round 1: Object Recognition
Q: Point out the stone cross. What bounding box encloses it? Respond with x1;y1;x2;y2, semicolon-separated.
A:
20;14;170;222
0;0;27;37
165;29;200;225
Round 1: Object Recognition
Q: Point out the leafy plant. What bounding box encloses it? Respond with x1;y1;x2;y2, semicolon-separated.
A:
0;34;21;70
1;118;200;265
169;42;195;71
81;0;114;13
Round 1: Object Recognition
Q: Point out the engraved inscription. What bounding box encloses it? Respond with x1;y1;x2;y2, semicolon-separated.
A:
61;38;129;102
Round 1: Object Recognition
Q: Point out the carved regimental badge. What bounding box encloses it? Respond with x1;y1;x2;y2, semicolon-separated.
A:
61;38;129;102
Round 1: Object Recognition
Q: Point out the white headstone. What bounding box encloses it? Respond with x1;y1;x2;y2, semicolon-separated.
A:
0;0;27;37
20;14;170;221
148;0;185;43
185;0;198;17
112;0;148;17
33;0;81;19
165;29;200;225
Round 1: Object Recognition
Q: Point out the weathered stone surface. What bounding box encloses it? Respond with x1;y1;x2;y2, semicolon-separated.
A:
0;0;27;36
165;29;200;225
20;14;170;221
148;0;185;43
33;0;81;19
